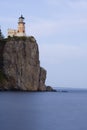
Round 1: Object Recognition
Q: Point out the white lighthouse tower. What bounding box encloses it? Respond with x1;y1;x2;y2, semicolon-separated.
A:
17;15;26;36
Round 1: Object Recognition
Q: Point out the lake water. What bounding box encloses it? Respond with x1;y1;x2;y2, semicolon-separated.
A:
0;91;87;130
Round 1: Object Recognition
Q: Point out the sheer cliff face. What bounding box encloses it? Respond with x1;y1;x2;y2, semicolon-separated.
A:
2;37;46;91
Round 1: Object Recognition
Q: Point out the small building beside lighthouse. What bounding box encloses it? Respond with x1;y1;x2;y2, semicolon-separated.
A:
8;15;26;37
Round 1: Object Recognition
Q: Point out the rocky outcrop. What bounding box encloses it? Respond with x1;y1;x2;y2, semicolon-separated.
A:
39;67;46;91
46;86;56;92
0;36;54;91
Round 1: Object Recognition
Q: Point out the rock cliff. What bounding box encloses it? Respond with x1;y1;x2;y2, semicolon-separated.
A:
0;36;52;91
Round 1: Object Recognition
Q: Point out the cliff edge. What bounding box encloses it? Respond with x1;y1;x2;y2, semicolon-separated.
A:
0;36;54;91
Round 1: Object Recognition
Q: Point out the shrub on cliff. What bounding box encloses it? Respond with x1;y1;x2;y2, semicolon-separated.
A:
0;71;6;83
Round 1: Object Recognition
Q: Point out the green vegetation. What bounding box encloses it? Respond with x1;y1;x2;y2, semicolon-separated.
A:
0;71;6;82
7;36;27;41
7;35;36;42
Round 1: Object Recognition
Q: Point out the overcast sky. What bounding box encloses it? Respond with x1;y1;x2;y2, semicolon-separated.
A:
0;0;87;88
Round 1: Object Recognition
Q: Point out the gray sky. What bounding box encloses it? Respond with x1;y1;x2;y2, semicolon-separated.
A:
0;0;87;88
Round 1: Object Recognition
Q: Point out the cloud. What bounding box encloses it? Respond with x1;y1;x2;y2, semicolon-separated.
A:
39;43;87;64
45;0;87;8
0;17;16;23
28;16;87;39
68;0;87;8
28;19;58;37
39;43;87;88
44;0;62;6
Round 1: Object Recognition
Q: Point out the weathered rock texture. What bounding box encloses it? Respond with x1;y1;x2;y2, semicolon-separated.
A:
0;37;48;91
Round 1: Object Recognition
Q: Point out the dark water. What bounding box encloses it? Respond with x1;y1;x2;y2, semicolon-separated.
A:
0;91;87;130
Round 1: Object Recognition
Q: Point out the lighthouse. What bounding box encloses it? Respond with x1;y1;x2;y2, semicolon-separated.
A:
8;15;26;37
17;15;26;36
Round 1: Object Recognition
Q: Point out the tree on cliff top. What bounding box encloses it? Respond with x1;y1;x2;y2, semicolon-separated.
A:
0;27;4;40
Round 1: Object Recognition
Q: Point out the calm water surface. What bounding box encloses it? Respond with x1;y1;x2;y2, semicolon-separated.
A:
0;91;87;130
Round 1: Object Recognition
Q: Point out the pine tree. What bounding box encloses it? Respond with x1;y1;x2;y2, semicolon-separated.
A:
0;27;4;40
